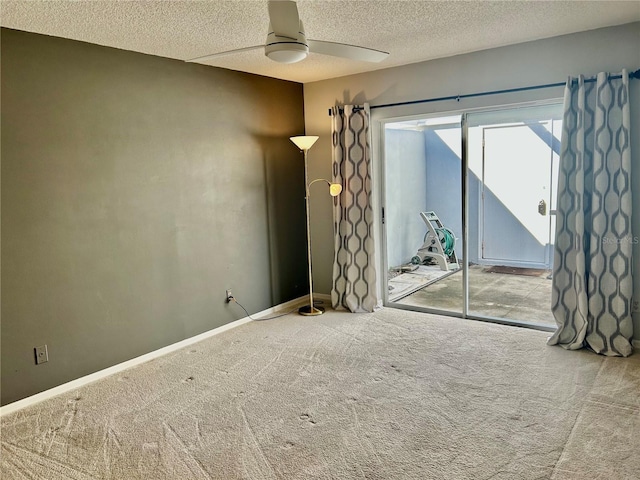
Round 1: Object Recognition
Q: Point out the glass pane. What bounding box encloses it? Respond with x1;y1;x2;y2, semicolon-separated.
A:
465;104;562;326
384;115;463;314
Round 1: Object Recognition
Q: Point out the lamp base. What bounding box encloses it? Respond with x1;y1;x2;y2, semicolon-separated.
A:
299;305;325;316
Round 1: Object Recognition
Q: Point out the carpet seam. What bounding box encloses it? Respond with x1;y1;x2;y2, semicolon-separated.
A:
548;358;606;479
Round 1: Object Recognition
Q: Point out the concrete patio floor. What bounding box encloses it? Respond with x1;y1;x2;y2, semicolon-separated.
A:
394;264;556;326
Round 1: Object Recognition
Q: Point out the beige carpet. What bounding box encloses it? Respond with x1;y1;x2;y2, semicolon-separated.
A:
2;308;639;479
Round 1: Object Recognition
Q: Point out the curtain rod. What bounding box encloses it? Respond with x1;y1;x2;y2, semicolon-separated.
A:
328;68;640;116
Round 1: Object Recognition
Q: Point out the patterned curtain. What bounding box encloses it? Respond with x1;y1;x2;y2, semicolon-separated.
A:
549;70;633;356
330;104;380;312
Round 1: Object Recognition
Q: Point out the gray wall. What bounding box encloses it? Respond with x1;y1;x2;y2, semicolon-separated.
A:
1;29;307;405
303;22;640;340
384;129;427;268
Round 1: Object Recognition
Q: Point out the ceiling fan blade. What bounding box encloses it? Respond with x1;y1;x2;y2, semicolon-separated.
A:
268;0;300;40
185;45;264;63
308;40;389;63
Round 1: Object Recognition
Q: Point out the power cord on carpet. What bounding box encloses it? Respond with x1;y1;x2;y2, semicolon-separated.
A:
228;294;324;321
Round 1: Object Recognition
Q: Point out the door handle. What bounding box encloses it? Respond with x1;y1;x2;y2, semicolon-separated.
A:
538;199;547;216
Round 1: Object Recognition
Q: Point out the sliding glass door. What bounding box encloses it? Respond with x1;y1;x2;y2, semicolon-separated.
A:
464;105;561;327
383;115;463;316
382;102;562;329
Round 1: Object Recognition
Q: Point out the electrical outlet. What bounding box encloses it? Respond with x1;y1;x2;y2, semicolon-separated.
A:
226;289;233;302
34;345;48;365
633;300;639;313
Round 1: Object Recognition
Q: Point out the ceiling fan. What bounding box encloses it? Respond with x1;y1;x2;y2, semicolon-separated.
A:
186;0;389;65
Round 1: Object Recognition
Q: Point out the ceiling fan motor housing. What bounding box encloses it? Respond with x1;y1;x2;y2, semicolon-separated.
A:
265;21;309;63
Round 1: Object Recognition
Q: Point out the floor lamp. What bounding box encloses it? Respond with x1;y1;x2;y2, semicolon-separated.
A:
290;136;342;316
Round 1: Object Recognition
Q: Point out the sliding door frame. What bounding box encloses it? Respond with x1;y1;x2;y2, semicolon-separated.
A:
373;99;562;332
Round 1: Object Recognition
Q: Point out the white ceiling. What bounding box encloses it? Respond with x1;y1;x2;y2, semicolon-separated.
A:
2;1;638;83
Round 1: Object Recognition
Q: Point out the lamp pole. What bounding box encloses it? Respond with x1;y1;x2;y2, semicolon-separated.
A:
301;147;322;315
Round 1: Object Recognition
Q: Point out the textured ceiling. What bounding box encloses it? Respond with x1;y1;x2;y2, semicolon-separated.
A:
2;1;639;83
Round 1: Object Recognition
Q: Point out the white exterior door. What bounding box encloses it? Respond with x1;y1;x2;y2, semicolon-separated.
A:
481;122;554;267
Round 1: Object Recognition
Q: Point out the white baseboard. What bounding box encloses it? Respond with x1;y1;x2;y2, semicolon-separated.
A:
1;295;310;417
312;293;332;303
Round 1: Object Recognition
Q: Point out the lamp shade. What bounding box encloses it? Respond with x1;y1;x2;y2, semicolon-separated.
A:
290;136;319;151
329;183;343;196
